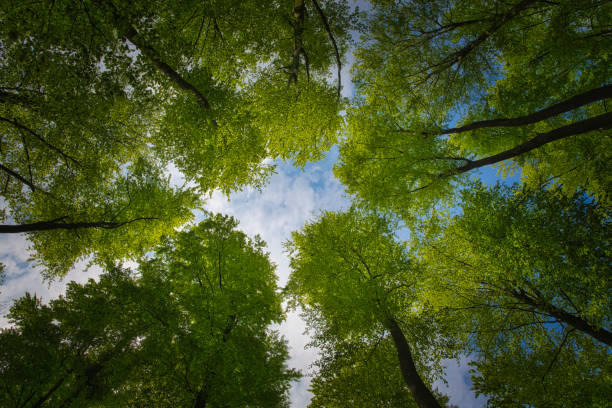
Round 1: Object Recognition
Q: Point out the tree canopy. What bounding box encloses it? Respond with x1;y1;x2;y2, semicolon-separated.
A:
286;209;457;408
0;215;298;407
0;0;355;276
336;0;612;222
411;183;611;406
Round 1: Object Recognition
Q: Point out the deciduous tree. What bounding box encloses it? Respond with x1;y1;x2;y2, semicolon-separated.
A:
286;209;455;408
413;183;611;406
336;0;612;222
0;215;298;407
0;0;355;276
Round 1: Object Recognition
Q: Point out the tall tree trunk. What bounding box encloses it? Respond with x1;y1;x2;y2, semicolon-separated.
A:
385;317;442;408
289;0;306;85
511;289;612;346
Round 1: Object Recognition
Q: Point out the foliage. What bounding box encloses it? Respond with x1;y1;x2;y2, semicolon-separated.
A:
413;183;611;406
286;208;456;407
309;337;454;408
336;0;612;222
0;0;355;276
0;215;298;407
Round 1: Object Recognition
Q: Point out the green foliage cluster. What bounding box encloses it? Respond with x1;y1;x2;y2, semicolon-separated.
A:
0;215;298;407
336;0;612;222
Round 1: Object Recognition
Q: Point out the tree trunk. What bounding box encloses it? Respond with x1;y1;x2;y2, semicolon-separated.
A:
289;0;306;85
385;317;442;408
193;385;208;408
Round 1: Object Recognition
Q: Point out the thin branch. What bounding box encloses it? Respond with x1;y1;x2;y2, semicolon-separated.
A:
421;0;538;83
301;48;311;81
311;0;342;99
191;16;207;58
0;163;49;195
0;116;82;166
20;135;33;184
540;328;575;383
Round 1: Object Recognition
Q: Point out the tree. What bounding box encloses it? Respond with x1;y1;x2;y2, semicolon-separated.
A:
16;158;199;278
309;338;453;408
0;215;298;407
125;214;299;408
0;0;355;276
336;0;612;222
286;208;456;408
413;183;611;406
0;270;149;407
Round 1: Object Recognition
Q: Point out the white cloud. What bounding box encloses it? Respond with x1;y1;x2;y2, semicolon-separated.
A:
435;356;487;408
0;233;103;327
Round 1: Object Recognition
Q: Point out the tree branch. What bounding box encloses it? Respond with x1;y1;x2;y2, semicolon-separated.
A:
311;0;342;99
98;1;217;125
422;0;538;82
442;111;612;177
0;116;82;166
510;288;612;346
540;328;575;383
0;217;159;234
434;84;612;135
0;163;48;194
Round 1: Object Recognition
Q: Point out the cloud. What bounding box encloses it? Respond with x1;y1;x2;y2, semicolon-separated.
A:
435;356;486;408
0;233;103;327
204;150;349;407
205;150;349;286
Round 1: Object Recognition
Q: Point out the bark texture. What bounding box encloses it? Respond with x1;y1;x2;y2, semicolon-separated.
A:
386;317;442;408
0;218;157;233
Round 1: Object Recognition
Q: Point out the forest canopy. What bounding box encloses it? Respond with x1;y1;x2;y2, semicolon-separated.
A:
1;0;610;407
